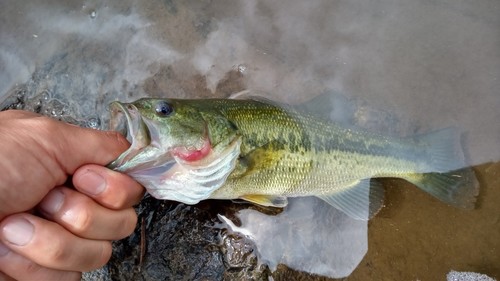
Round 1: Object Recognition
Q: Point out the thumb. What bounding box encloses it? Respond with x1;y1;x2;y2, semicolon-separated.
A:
54;124;130;174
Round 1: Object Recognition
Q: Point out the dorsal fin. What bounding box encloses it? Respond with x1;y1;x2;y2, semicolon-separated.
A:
228;90;278;105
228;90;253;99
294;91;355;126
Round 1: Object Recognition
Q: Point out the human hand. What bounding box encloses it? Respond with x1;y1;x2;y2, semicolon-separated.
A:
0;110;144;280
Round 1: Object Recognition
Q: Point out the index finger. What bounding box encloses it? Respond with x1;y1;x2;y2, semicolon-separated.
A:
73;164;145;209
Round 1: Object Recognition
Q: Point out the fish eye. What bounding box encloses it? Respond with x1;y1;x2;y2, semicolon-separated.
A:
155;101;174;117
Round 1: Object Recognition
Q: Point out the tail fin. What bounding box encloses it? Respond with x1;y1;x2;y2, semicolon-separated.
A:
416;128;466;173
404;169;479;209
404;128;479;208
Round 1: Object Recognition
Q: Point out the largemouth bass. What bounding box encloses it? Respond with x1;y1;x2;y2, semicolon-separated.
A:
108;94;478;220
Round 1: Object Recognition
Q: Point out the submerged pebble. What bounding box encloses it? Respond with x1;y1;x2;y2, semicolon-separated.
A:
237;64;247;74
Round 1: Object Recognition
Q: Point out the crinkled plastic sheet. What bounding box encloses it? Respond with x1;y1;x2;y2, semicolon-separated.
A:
220;197;367;278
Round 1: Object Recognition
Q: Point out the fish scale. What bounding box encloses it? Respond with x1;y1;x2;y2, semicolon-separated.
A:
201;99;423;195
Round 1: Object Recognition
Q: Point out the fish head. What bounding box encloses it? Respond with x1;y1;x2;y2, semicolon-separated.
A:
107;98;210;172
107;98;241;204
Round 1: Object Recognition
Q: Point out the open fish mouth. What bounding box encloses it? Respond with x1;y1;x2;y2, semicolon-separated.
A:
109;101;136;143
108;101;164;171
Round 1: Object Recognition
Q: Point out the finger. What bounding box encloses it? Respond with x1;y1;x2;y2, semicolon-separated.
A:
0;242;81;281
0;109;40;121
73;164;145;209
0;213;111;272
37;187;137;240
45;121;131;173
0;271;16;281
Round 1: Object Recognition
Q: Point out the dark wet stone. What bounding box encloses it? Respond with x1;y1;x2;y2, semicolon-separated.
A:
82;196;274;281
1;87;26;111
106;197;224;281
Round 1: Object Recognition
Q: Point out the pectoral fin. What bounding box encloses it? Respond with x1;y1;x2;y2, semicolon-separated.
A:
239;194;288;208
317;179;385;220
237;143;287;176
230;142;290;209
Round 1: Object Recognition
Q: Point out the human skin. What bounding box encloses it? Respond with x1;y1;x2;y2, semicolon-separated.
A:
0;110;144;280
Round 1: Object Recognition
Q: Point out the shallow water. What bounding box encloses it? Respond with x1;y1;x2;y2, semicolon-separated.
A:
1;0;499;280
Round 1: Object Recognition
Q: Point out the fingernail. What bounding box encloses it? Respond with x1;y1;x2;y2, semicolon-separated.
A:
2;218;34;246
0;242;9;256
39;189;65;214
79;170;106;195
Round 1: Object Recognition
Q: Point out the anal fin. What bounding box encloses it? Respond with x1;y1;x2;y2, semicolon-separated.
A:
240;194;288;208
317;179;385;220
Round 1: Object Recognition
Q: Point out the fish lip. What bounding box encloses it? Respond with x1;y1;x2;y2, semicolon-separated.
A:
109;101;163;148
109;101;136;144
108;101;155;170
108;101;174;171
